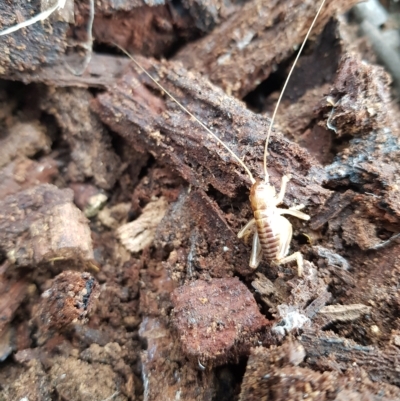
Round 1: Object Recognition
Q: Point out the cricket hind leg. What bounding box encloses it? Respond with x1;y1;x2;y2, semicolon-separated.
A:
237;218;256;239
275;215;304;276
279;208;310;220
277;251;304;277
249;231;263;269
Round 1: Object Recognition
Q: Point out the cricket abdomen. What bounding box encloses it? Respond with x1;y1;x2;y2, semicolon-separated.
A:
250;180;282;263
254;210;280;262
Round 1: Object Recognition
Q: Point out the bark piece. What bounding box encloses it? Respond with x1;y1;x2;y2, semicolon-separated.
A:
0;53;131;88
90;0;235;58
0;121;51;169
92;3;179;58
300;330;400;387
321;58;400;223
318;304;371;323
139;317;216;401
0;1;69;75
251;272;289;309
239;344;335;401
117;197;168;253
174;0;358;97
41;87;121;190
171;277;268;366
0;276;27;333
0;157;58;201
0;184;94;268
239;343;400;401
33;271;99;344
155;189;253;279
93;58;330;206
319;54;392;137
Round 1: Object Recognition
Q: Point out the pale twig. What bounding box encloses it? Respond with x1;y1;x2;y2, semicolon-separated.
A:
0;0;67;36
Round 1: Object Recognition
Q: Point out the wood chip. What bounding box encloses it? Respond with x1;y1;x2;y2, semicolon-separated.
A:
117;197;168;253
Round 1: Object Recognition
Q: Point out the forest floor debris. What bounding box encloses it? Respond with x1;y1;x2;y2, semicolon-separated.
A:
1;0;400;400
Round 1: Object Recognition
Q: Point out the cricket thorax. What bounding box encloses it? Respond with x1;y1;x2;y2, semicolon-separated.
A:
249;180;278;211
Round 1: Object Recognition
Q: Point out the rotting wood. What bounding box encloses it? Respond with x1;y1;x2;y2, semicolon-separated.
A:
171;277;269;366
0;276;27;334
41;87;121;190
174;0;359;98
139;317;217;401
0;0;69;74
117;196;168;253
155;189;254;279
0;157;58;201
300;330;400;387
0;54;131;88
33;271;99;345
240;343;400;401
93;58;330;207
0;184;94;268
0;121;51;170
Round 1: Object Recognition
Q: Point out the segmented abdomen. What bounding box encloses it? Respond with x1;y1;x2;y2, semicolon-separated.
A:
254;209;280;262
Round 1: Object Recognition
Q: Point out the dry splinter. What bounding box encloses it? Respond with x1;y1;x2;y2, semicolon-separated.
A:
117;0;327;276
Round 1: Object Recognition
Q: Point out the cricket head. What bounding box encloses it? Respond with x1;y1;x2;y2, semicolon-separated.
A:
249;180;276;210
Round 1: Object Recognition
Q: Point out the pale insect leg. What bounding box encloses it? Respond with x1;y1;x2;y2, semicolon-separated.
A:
237;218;256;239
275;175;291;205
249;231;263;269
279;208;310;220
275;215;304;276
277;251;304;277
289;204;305;211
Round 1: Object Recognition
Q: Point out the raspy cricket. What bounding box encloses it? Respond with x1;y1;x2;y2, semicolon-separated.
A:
1;0;400;398
112;0;328;276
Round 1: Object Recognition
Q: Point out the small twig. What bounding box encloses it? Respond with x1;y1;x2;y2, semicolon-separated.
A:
0;0;66;36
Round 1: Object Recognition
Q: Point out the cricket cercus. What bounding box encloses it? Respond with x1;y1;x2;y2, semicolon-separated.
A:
117;0;328;276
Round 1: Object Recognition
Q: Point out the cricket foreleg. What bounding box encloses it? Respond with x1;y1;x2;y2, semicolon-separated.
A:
275;174;291;205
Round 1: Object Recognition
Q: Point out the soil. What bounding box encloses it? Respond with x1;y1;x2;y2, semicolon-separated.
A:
1;0;400;400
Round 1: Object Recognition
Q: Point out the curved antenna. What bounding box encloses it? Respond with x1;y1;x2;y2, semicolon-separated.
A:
263;0;327;182
114;44;256;185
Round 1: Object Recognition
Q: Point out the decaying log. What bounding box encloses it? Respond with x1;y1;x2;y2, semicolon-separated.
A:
139;317;217;401
300;330;400;387
41;87;121;190
239;343;400;400
0;184;94;268
93;58;330;207
0;1;69;75
33;271;99;345
171;277;268;366
155;189;254;279
174;0;359;97
0;54;131;88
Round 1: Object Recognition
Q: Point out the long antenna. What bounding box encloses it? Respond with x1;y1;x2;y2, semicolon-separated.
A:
114;44;256;185
263;0;327;182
